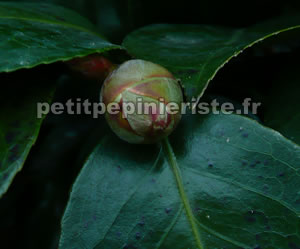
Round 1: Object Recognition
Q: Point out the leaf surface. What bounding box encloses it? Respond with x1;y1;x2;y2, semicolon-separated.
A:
0;73;54;197
60;112;300;249
0;2;122;73
123;16;300;100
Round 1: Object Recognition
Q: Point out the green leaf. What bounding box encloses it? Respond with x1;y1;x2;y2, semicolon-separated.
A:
123;15;300;101
0;73;54;197
263;65;300;145
4;0;135;43
0;2;123;73
59;112;300;249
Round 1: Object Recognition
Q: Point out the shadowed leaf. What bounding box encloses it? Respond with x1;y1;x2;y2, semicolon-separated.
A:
59;112;300;249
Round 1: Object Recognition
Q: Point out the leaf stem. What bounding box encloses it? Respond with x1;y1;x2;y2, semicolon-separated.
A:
162;138;204;249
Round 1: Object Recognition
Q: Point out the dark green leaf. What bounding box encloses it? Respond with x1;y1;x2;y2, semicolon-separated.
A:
60;112;300;249
0;2;122;73
0;73;54;197
3;0;136;43
123;15;300;101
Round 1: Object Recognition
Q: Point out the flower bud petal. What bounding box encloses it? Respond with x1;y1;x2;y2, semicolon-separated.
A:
100;59;183;144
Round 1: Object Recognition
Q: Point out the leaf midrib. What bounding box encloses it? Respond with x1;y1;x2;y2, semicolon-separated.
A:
162;138;204;249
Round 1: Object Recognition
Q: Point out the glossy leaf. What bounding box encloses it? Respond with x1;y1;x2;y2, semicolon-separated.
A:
123;16;300;101
59;112;300;249
5;0;135;43
0;2;122;73
0;73;54;197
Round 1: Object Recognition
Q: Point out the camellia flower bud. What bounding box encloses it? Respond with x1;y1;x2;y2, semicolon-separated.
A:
100;59;183;144
67;54;115;80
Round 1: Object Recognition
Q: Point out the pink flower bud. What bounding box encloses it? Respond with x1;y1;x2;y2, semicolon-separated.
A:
100;59;183;144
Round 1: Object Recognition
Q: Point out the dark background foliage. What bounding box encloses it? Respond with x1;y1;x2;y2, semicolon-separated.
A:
0;1;299;248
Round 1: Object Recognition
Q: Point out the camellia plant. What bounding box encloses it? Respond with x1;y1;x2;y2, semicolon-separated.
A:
0;1;300;249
